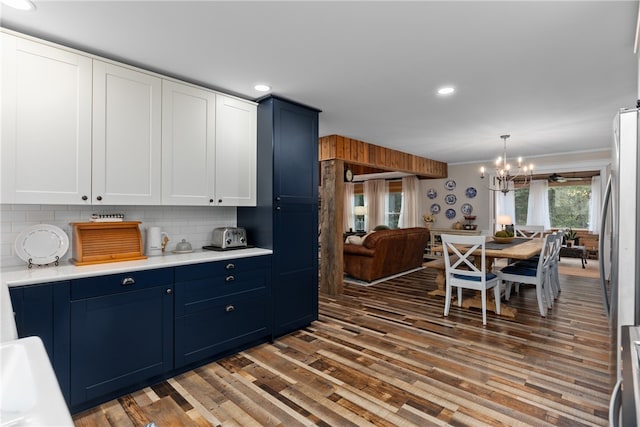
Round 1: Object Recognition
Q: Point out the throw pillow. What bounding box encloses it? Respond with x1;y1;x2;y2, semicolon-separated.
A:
345;235;364;245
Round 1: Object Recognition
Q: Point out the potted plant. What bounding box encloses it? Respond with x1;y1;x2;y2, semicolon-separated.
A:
565;228;578;247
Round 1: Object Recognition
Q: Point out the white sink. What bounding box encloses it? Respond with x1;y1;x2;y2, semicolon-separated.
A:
0;337;73;426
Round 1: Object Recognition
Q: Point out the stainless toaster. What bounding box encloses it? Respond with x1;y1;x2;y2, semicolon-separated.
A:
211;227;247;249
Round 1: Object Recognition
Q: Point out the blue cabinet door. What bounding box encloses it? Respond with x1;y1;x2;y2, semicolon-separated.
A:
273;202;318;336
69;282;173;408
9;282;70;402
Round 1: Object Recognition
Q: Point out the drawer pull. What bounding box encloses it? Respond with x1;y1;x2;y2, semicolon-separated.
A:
225;263;235;270
225;275;235;282
121;277;135;286
225;305;235;313
166;288;172;294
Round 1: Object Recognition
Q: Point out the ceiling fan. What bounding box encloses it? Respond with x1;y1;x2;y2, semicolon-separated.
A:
547;173;584;183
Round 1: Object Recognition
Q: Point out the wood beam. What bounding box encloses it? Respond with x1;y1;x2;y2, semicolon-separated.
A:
319;159;344;296
319;134;448;179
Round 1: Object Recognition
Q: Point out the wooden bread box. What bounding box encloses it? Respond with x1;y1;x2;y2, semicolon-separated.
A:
70;221;147;265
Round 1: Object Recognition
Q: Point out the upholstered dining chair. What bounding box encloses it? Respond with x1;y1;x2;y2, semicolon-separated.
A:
499;233;553;316
441;234;501;325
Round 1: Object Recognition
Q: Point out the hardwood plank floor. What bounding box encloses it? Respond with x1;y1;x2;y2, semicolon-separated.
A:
74;266;614;426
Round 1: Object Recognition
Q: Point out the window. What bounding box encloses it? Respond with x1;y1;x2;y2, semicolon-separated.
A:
386;191;402;228
351;181;403;229
514;184;591;228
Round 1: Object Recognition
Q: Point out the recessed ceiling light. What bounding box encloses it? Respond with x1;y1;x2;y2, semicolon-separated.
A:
437;86;455;95
254;84;271;92
1;0;36;11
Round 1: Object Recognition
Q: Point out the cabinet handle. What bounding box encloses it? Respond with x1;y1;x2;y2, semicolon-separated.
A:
166;288;172;294
209;199;214;203
121;277;135;286
225;263;235;270
82;195;88;201
275;196;281;201
218;199;222;203
275;206;281;211
225;305;235;313
96;195;103;201
225;275;235;282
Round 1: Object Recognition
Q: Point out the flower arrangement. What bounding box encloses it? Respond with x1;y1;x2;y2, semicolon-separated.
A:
423;214;436;223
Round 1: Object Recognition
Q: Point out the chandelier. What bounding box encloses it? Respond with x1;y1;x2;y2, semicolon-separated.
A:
480;134;533;195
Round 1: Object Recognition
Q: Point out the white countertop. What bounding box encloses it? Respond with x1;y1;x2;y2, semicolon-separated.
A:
0;247;272;342
1;247;272;288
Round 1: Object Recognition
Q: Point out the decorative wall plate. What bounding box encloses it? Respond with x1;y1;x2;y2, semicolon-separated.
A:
444;194;457;205
461;203;473;215
427;188;437;199
430;203;441;214
15;224;69;265
445;179;456;191
445;208;456;219
465;187;477;198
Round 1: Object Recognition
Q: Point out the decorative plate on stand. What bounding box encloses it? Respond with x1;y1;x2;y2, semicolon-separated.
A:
14;224;69;266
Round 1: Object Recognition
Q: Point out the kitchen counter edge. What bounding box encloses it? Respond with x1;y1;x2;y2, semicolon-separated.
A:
1;248;273;288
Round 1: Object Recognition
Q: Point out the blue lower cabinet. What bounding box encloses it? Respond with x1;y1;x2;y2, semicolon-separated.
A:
175;288;270;368
9;281;71;403
69;269;174;408
174;255;272;369
10;256;272;412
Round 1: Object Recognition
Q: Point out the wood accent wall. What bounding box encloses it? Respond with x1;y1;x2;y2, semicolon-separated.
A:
319;134;448;179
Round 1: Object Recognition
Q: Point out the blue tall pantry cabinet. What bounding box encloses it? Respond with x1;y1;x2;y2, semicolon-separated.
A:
238;96;320;338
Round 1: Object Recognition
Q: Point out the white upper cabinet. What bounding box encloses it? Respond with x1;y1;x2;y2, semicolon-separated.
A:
1;33;92;204
215;95;257;206
161;80;217;205
92;60;162;205
2;30;257;207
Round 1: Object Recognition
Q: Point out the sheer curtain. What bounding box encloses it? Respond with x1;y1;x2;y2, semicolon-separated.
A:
526;180;551;229
364;179;386;230
399;176;420;228
494;181;515;232
589;175;601;234
343;182;355;232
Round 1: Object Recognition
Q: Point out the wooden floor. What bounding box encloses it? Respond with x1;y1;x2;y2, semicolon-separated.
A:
74;265;615;427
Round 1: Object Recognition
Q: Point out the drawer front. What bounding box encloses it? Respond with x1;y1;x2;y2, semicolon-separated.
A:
175;288;270;368
175;268;269;316
71;268;174;300
174;255;271;282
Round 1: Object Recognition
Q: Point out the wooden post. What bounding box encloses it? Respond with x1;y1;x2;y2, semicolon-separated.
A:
319;159;344;295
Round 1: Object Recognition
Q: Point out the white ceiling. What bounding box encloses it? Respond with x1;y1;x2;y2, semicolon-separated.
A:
2;1;638;166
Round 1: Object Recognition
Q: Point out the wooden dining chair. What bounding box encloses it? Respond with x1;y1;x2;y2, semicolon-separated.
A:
499;234;552;316
441;234;500;325
515;225;545;239
547;232;562;298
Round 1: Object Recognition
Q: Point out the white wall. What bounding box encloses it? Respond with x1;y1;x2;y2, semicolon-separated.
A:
420;149;611;234
1;204;236;268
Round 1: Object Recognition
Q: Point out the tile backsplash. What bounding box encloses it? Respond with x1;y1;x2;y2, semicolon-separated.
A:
1;204;237;268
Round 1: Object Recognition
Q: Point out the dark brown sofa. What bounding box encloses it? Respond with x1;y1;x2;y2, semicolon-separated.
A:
343;227;430;282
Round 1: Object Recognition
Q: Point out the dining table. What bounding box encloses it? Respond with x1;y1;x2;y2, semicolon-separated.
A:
425;236;544;318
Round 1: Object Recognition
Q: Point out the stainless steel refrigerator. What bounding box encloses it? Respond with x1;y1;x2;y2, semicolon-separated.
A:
604;107;640;425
